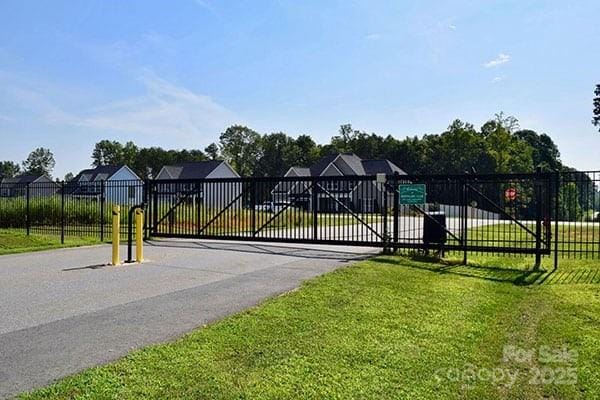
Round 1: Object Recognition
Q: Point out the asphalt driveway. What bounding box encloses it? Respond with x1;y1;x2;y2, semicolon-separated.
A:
0;239;378;398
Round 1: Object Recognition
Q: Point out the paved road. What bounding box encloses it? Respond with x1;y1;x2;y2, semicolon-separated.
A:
0;239;378;398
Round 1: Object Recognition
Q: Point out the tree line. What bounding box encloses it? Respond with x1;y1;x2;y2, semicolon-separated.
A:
0;112;587;180
84;113;563;179
0;148;56;178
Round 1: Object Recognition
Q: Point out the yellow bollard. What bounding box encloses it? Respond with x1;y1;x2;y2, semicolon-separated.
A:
135;208;144;263
112;205;120;265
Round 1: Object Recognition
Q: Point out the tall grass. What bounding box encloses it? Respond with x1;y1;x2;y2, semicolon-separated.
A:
0;196;128;228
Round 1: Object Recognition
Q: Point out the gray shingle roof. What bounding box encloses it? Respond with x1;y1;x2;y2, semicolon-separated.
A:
160;161;227;179
74;165;123;182
293;153;406;177
0;174;44;185
361;159;407;175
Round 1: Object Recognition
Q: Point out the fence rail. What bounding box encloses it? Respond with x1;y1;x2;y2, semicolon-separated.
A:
0;180;144;240
0;171;599;262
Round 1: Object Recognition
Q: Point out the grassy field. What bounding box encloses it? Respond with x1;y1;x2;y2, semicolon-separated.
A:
155;207;383;235
0;229;101;255
19;253;600;399
467;221;600;256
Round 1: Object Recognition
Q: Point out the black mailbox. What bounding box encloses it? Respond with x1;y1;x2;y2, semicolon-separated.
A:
423;211;447;245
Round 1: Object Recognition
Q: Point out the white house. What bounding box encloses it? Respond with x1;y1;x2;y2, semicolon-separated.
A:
67;165;143;204
155;161;241;208
273;153;407;212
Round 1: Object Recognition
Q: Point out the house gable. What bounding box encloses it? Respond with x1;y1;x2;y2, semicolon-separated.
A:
205;162;240;179
320;162;344;177
155;167;172;180
107;165;142;181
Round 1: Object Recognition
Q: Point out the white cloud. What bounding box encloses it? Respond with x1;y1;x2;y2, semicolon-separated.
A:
71;72;238;140
448;24;457;30
484;53;511;68
491;76;503;84
1;70;239;143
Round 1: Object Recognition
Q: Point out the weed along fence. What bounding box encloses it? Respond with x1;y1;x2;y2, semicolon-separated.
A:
1;171;600;264
0;180;144;241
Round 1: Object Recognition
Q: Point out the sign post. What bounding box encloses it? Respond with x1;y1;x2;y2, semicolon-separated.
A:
399;184;427;205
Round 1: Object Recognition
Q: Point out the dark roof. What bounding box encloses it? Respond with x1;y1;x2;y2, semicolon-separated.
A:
160;161;228;179
361;159;407;175
299;153;406;177
309;154;339;176
1;174;46;185
73;165;123;182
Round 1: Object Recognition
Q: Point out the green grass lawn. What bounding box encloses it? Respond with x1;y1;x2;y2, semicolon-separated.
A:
0;229;101;255
19;252;600;399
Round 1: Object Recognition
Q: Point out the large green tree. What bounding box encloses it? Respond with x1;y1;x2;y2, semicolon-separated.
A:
204;143;220;160
22;147;55;176
219;125;261;176
424;120;495;174
0;161;21;178
514;130;561;171
92;140;125;166
481;119;534;173
256;133;298;177
293;135;321;167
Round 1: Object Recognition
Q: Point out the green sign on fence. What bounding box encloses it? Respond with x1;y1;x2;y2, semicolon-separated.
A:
399;184;426;205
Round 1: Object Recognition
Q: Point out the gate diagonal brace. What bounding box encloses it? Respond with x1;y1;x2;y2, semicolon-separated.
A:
313;183;384;241
198;186;248;235
465;183;543;243
153;188;198;228
253;182;314;236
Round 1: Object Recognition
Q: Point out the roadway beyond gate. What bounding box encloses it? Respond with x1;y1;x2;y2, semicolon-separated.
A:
147;170;554;263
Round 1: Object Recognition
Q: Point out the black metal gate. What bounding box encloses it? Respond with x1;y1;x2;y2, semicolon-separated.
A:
146;171;554;259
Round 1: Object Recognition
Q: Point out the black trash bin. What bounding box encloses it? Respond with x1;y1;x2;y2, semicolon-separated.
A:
423;211;447;246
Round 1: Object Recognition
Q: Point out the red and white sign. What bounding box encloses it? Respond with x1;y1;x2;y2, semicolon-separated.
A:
505;187;517;201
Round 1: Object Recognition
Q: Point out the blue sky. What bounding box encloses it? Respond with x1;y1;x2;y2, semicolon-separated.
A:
0;0;598;177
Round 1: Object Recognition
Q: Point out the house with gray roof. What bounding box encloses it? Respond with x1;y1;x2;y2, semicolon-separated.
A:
155;161;240;208
67;165;143;204
155;160;239;180
0;174;58;197
273;153;407;212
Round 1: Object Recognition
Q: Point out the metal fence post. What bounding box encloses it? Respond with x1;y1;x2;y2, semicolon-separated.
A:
143;179;150;239
100;180;105;241
461;178;468;265
26;183;30;236
382;177;389;253
554;171;560;270
534;167;543;269
393;172;399;252
61;182;65;244
152;183;158;235
251;181;257;236
312;177;318;241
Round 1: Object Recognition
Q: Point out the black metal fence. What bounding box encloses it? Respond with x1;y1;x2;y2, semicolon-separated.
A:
146;172;554;262
556;170;600;259
1;171;599;262
0;180;144;240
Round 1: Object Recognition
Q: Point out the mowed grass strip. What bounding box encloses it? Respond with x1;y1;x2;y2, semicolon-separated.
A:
20;255;600;399
0;229;100;255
